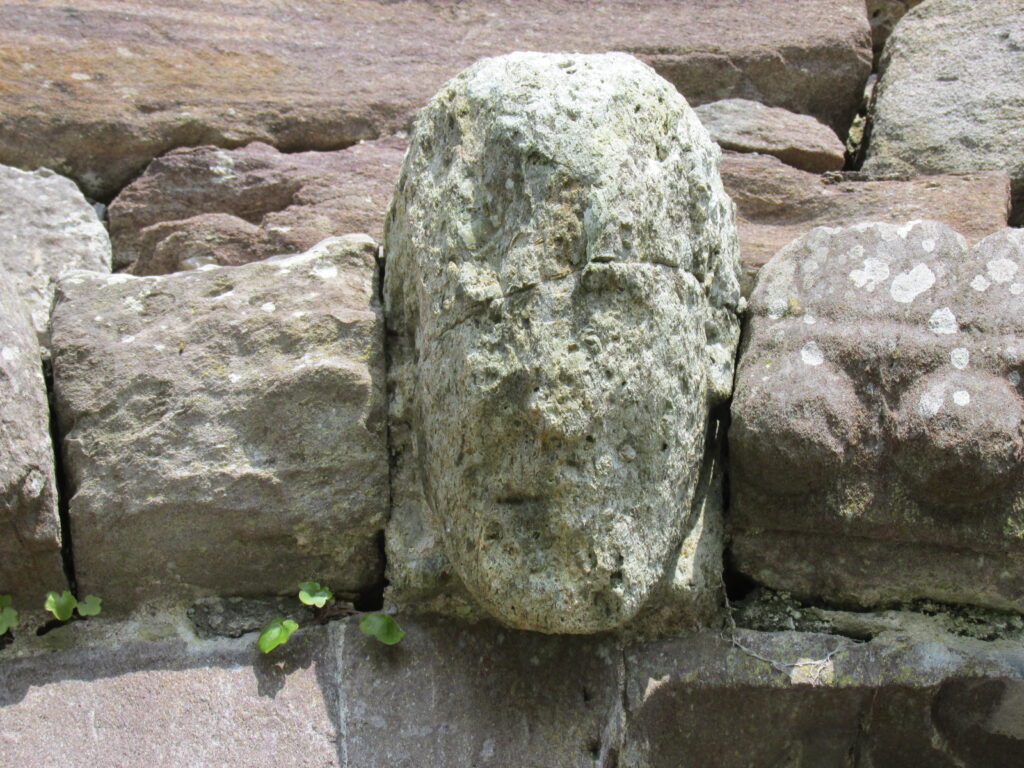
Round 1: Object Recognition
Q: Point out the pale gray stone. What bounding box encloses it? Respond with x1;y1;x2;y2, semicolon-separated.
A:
0;280;64;605
866;0;924;65
0;164;111;351
730;221;1024;611
694;99;845;173
385;52;742;634
51;235;387;611
863;0;1024;225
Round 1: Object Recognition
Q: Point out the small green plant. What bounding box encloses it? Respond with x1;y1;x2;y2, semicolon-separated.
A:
0;595;18;636
258;582;404;654
44;590;102;622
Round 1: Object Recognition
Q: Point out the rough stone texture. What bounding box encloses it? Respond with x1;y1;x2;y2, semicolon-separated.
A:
0;0;870;200
0;627;341;768
0;281;64;605
694;99;845;173
0;164;111;350
866;0;924;65
108;138;406;273
385;53;742;634
334;615;623;767
723;151;1011;294
731;221;1024;612
863;0;1024;225
621;623;1024;767
51;235;387;611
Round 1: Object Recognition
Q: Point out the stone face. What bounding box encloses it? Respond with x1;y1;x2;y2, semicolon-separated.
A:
0;0;870;200
51;235;387;610
730;221;1024;611
867;0;924;65
694;99;845;173
621;625;1024;768
0;164;111;350
863;0;1024;225
334;616;623;767
722;152;1011;293
385;52;742;634
108;138;406;273
0;630;341;767
0;281;64;605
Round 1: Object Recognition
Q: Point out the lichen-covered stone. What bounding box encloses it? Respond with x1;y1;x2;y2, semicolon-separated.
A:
0;164;110;351
730;221;1024;611
385;52;742;634
694;99;845;173
0;280;64;604
863;0;1024;225
51;235;387;611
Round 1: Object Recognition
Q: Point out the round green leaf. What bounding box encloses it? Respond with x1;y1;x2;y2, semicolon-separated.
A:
258;617;299;654
0;594;12;611
359;613;405;645
76;595;103;617
0;605;18;635
45;590;77;621
298;581;334;608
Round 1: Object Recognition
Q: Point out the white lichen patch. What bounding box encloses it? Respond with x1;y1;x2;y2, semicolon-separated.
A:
1011;283;1024;295
987;258;1018;284
849;258;890;292
953;389;971;406
950;348;969;370
921;238;936;253
919;387;945;418
890;263;935;303
313;263;339;280
260;302;276;314
1;346;17;361
971;275;991;292
928;307;958;335
800;341;825;366
803;314;816;325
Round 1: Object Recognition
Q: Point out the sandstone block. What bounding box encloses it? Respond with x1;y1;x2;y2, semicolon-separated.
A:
0;280;64;605
863;0;1024;224
108;138;407;273
730;221;1024;611
694;99;845;173
0;0;870;200
51;236;387;610
385;53;741;634
0;164;110;350
722;152;1011;293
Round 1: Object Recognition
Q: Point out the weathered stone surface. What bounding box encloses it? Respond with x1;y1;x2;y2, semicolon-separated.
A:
0;0;870;200
694;99;845;173
863;0;1024;225
51;235;387;611
722;152;1011;293
108;138;406;273
334;615;623;767
621;623;1024;767
0;164;110;350
731;221;1024;611
0;281;64;605
0;627;341;767
867;0;924;65
385;53;741;634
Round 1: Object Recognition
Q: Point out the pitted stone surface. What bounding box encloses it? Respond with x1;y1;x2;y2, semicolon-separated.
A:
863;0;1024;225
51;235;387;610
0;280;64;605
730;221;1024;611
0;164;110;351
385;52;741;634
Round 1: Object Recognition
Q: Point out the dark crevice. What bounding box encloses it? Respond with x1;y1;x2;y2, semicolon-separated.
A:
42;359;77;597
353;530;387;613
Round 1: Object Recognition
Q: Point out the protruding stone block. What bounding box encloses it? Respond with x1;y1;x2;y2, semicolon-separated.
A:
0;280;64;604
51;236;388;610
730;221;1024;611
0;164;110;351
385;53;742;634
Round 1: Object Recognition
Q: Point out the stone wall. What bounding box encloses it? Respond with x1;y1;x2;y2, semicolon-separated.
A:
2;1;1023;766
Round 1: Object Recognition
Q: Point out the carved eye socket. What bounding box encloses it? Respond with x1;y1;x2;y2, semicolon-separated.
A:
893;371;1024;505
731;353;862;496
